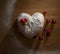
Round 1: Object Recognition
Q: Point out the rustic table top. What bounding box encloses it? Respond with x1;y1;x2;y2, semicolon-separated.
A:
0;0;60;54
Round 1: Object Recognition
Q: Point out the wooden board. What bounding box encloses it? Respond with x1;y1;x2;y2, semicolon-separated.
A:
0;0;60;54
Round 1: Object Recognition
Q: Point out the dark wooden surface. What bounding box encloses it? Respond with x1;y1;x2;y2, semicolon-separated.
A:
0;0;60;54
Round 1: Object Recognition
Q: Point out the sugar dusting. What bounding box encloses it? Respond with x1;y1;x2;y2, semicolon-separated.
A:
17;12;44;38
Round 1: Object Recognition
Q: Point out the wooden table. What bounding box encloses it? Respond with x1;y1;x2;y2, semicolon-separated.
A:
0;0;60;54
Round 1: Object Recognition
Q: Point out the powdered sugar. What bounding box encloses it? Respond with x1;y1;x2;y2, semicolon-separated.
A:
17;12;44;38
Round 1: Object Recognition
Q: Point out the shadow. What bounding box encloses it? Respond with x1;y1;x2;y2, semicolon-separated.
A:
0;20;37;54
14;22;35;49
1;20;36;47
